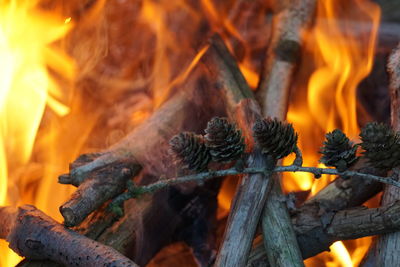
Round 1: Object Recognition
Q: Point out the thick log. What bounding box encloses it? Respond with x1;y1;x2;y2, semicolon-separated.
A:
59;64;226;227
23;63;225;267
247;200;400;267
202;34;275;267
0;205;139;267
21;171;220;267
374;43;400;266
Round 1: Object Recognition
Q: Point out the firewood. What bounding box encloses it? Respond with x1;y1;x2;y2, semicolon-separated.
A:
20;171;220;267
249;159;385;264
373;43;400;266
202;34;271;267
256;1;318;266
59;66;226;227
202;34;304;267
22;65;225;266
247;200;400;267
0;205;139;267
257;0;316;118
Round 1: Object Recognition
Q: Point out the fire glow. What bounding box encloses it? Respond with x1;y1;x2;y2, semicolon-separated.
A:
0;0;74;265
0;0;382;266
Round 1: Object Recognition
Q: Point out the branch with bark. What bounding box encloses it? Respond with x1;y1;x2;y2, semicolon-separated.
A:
202;34;279;267
0;205;139;267
58;61;227;227
370;42;400;266
108;163;400;214
247;200;400;266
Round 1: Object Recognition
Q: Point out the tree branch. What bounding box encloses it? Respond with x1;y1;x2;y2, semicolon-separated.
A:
0;205;139;267
109;163;399;212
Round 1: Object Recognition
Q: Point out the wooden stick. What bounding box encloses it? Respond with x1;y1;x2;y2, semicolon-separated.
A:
247;200;400;266
256;1;317;265
202;34;275;267
60;160;140;227
249;159;385;264
373;43;400;266
0;205;139;267
20;171;220;267
256;0;316;118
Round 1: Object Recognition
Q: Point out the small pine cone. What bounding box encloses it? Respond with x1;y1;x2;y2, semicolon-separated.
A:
204;117;245;163
253;117;298;159
169;132;211;172
360;122;400;170
320;129;358;171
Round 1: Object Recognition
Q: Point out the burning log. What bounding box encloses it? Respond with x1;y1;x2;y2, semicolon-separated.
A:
373;43;400;266
248;159;385;264
202;34;303;267
202;34;271;267
0;205;139;267
255;2;318;266
247;200;400;267
257;0;316;117
59;66;226;227
19;176;219;267
20;65;225;266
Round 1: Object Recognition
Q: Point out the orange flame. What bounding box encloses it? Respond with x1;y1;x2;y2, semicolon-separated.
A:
0;0;74;265
284;0;380;266
0;0;382;266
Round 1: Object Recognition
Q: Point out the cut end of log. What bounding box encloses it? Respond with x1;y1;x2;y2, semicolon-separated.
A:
59;207;76;227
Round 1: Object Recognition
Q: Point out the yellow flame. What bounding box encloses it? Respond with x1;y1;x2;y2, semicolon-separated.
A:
329;241;353;267
0;0;74;265
283;0;380;265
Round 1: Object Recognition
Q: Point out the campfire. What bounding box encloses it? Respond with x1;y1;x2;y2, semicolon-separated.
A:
1;0;400;266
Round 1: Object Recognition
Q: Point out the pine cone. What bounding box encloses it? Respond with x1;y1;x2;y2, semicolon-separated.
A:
320;129;358;171
253;117;298;159
204;117;245;163
360;122;400;170
169;132;211;171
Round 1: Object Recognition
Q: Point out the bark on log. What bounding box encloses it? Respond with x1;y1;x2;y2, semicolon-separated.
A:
257;0;316;118
59;64;226;227
21;63;226;267
202;34;276;267
20;169;220;267
373;43;400;266
249;160;385;265
0;205;139;267
247;200;400;267
256;2;317;266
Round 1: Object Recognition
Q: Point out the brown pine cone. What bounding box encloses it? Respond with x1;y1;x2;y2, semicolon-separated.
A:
169;132;211;171
204;117;245;163
253;117;298;159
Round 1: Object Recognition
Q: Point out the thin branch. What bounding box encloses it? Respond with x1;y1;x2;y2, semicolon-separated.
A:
292;146;303;167
109;164;400;213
